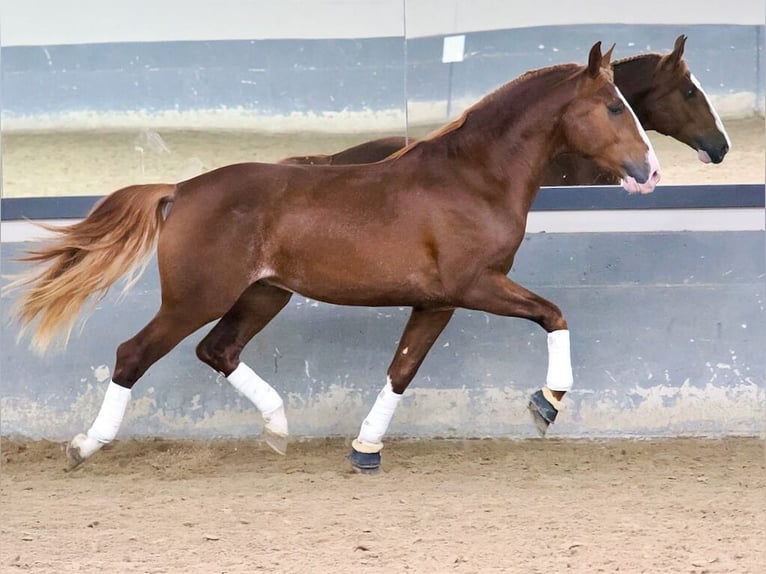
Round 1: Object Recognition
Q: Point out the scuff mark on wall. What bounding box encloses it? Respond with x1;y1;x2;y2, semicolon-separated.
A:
3;379;763;441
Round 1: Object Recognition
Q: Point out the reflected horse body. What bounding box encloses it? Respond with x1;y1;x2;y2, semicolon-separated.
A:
278;136;411;167
281;35;730;185
6;43;660;473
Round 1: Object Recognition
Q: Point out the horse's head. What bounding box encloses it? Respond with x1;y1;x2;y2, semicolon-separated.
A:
633;35;731;164
561;42;661;194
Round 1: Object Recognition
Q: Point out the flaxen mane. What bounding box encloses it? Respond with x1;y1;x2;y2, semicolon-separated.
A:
388;63;583;160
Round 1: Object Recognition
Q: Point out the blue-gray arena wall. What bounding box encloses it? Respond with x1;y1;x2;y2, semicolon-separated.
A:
1;4;764;440
1;23;763;128
2;219;763;441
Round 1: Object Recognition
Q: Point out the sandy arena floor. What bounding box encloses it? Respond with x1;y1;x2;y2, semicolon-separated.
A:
1;437;764;573
1;117;763;198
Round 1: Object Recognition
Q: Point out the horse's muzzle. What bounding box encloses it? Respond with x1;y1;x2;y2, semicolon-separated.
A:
620;151;661;195
697;141;730;165
695;130;731;165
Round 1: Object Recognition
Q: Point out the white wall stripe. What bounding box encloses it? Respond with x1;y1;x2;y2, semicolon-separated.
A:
2;209;763;245
1;0;762;47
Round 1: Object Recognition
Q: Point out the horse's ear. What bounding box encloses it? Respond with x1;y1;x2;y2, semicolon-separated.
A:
601;43;616;68
587;41;603;78
668;34;687;67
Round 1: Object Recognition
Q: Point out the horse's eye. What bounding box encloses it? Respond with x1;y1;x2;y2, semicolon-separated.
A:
683;86;698;99
607;101;624;115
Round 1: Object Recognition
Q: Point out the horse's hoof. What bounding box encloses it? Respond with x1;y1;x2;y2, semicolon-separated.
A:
65;433;105;470
528;389;559;437
262;429;288;455
349;448;381;475
65;434;88;470
262;405;288;455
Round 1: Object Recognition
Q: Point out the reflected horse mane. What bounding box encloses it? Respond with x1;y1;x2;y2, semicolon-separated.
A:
389;63;582;160
611;51;693;102
612;52;662;66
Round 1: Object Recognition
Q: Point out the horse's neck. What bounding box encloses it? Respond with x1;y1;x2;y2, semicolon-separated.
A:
613;55;661;125
403;66;575;209
462;88;569;194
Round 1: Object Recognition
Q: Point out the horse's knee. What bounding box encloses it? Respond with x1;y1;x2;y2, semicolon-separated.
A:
387;359;420;394
548;314;568;332
195;335;239;375
540;303;567;332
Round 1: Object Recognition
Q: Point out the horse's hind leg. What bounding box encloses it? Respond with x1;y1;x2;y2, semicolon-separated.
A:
67;306;215;469
349;307;454;473
195;282;293;454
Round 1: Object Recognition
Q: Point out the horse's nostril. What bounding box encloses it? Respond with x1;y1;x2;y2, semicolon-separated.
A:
709;142;730;164
623;160;656;184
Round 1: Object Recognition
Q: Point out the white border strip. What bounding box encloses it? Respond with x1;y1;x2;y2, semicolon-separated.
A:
526;208;765;233
1;0;762;46
0;91;758;134
405;0;765;38
2;209;762;244
0;0;405;46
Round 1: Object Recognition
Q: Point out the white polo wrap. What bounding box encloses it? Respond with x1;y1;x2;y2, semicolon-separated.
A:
356;380;402;449
546;329;574;391
227;362;287;435
71;380;132;459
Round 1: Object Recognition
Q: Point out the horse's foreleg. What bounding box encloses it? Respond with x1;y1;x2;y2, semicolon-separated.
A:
350;308;454;473
67;307;212;469
460;273;572;436
195;282;292;454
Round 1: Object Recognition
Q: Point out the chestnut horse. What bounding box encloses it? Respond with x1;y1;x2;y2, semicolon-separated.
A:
281;35;729;185
5;43;660;473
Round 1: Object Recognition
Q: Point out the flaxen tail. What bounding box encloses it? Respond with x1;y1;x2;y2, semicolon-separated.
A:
2;183;176;354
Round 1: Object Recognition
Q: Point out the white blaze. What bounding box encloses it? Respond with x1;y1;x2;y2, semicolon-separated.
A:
690;73;732;150
615;87;661;194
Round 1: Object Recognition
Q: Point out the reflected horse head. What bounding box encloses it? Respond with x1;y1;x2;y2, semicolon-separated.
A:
615;34;731;164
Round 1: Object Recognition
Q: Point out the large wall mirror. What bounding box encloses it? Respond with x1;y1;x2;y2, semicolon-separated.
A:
0;1;763;194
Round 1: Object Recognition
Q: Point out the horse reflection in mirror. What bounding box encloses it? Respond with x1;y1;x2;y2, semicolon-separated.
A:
5;42;660;473
282;35;728;187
